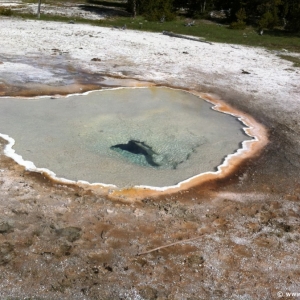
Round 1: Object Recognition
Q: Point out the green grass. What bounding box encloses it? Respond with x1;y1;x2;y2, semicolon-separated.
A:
98;17;300;52
278;55;300;67
86;0;127;8
109;18;300;52
21;0;39;3
0;7;13;16
17;12;97;24
22;0;126;4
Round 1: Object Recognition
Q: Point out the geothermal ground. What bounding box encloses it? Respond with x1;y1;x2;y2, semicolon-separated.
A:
0;7;300;300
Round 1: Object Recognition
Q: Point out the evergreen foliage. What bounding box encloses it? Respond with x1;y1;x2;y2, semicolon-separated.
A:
127;0;175;21
126;0;300;33
230;8;247;29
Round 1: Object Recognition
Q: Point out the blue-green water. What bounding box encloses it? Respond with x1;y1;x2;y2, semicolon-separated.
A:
0;87;251;187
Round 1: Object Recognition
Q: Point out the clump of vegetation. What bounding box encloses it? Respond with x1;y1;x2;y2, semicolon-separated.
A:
0;7;13;16
127;0;175;21
285;7;300;33
258;11;280;30
279;55;300;68
144;0;175;22
230;8;247;29
187;0;214;19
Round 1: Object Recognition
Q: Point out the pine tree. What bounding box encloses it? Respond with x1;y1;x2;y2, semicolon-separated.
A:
127;0;175;21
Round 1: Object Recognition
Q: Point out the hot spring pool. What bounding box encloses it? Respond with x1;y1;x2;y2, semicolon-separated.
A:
0;87;253;188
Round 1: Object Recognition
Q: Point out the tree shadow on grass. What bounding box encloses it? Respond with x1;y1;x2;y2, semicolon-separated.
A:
86;0;127;9
79;4;130;17
263;28;300;38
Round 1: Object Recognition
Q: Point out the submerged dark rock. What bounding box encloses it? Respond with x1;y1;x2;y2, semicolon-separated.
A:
111;140;159;167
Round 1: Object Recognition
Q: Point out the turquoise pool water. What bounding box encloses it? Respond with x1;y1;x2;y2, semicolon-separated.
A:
0;87;252;187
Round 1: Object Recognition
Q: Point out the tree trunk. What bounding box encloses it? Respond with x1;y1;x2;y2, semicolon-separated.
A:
37;0;42;18
133;0;136;18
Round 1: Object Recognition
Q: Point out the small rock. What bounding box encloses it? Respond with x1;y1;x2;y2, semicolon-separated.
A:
134;208;144;217
103;263;113;272
187;254;205;267
58;243;72;256
0;242;15;265
241;69;251;74
258;211;275;224
91;58;101;61
139;286;158;300
56;227;82;242
246;222;261;233
0;221;13;234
